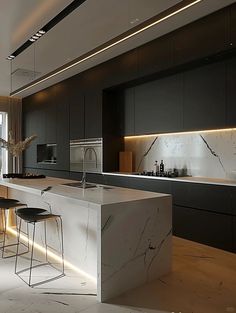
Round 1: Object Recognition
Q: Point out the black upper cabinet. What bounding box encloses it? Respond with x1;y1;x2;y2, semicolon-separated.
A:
230;3;236;48
54;83;70;171
135;73;183;135
183;62;226;131
138;34;173;78
173;9;228;66
226;57;236;127
84;90;102;138
123;88;135;136
101;50;138;88
45;98;57;143
69;78;85;140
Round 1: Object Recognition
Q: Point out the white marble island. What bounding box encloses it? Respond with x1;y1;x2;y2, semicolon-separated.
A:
0;177;172;302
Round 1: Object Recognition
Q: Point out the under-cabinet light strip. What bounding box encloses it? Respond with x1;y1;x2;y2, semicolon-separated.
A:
11;0;202;96
6;226;97;283
124;128;236;139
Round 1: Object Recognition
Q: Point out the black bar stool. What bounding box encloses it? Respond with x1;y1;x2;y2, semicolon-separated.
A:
15;208;65;287
0;198;28;258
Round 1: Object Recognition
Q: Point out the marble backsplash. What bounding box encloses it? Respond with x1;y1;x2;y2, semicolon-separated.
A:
124;130;236;180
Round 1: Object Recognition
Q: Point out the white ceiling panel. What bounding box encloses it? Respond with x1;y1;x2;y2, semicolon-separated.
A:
0;0;235;97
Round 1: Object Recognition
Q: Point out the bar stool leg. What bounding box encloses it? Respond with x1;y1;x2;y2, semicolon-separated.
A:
59;216;65;275
28;222;36;287
2;209;7;258
15;218;22;274
44;220;49;264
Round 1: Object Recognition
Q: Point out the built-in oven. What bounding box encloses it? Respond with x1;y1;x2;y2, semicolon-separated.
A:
70;138;102;173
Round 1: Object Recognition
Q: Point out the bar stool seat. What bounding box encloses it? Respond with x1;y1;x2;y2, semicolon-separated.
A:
15;207;64;287
0;199;28;258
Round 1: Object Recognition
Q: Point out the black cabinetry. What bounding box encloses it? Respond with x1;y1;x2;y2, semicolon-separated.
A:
173;9;228;65
104;175;172;194
138;34;173;78
233;217;236;253
122;88;135;136
230;3;236;48
226;57;236;127
135;73;183;134
173;205;233;251
172;181;232;214
183;62;226;131
84;89;102;138
172;181;235;252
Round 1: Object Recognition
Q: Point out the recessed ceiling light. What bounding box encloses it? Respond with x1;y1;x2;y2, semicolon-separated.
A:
130;18;140;25
39;30;46;34
29;38;35;42
36;33;42;37
6;55;15;60
32;35;39;40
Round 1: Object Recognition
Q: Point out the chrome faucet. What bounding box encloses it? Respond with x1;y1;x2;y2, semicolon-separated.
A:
81;147;98;188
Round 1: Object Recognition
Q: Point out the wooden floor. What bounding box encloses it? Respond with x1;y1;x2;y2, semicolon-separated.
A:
110;236;236;313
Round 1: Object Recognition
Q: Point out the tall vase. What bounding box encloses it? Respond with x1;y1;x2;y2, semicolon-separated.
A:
12;155;20;174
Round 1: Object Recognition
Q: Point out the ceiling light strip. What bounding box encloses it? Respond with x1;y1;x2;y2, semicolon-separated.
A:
10;0;202;96
124;128;236;139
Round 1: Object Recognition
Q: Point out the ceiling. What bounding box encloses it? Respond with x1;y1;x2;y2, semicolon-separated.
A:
0;0;235;98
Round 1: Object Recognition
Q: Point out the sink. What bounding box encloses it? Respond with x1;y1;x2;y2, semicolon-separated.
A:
63;182;97;189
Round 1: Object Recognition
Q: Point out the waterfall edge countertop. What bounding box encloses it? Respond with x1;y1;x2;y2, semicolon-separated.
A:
1;176;172;302
0;177;170;209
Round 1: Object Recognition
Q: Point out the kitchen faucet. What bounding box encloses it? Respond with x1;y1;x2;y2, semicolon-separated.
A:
80;147;98;188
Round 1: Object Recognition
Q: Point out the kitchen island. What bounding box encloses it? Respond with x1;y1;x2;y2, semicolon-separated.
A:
0;177;172;302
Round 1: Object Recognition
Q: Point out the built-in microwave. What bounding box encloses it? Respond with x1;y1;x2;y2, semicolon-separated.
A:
69;138;102;173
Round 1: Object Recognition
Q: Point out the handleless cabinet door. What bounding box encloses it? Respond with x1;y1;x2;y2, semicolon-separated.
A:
54;84;70;171
45;101;57;143
135;73;183;135
230;3;236;48
69;89;85;140
173;9;228;65
138;34;173;78
173;205;233;252
183;62;226;131
226;57;236;127
123;87;135;136
172;182;232;215
84;90;102;139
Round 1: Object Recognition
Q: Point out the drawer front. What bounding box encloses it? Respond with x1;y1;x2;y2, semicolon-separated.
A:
172;182;232;214
173;205;233;252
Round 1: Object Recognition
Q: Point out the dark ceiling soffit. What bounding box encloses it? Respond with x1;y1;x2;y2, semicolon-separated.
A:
10;0;199;96
12;0;87;57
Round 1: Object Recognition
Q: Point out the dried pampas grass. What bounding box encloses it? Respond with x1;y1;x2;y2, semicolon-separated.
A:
0;131;37;157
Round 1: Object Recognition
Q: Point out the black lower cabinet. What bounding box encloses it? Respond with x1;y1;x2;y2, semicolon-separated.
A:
233;217;236;253
173;205;233;252
104;175;172;194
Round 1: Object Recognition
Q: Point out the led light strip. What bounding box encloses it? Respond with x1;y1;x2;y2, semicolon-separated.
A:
6;226;97;284
124;128;236;139
11;0;202;96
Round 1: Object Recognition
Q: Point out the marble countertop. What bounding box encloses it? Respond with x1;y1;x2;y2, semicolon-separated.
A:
0;177;170;206
104;172;236;187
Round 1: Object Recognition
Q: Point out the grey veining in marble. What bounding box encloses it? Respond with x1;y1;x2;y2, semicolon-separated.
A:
125;130;236;180
2;178;172;303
